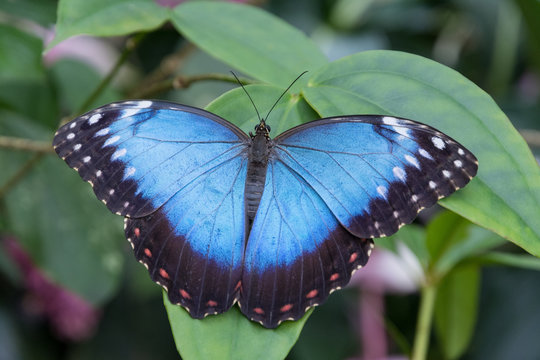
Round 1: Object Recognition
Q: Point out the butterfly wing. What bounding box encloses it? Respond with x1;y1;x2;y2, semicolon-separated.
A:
273;115;478;238
53;100;250;317
240;159;373;328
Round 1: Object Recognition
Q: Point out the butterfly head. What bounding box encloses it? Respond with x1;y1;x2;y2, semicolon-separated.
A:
253;120;271;139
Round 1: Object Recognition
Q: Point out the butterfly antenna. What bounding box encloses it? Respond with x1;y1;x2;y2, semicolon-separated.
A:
264;70;308;122
231;71;262;122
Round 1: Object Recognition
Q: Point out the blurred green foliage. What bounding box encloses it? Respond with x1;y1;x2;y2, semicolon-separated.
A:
1;0;540;359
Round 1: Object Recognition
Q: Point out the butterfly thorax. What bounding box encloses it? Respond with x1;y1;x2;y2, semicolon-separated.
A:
245;121;272;227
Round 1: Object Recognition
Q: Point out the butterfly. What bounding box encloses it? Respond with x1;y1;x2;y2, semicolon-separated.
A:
53;97;478;328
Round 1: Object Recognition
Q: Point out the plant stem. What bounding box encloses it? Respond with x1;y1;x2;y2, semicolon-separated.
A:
129;72;256;98
0;136;53;153
411;284;437;360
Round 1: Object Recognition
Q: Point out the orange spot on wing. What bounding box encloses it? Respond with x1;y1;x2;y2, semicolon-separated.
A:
234;280;242;291
280;304;293;312
207;300;218;307
330;273;340;281
254;307;264;315
179;289;191;299
159;268;169;279
306;289;318;299
134;227;141;237
144;248;152;257
349;252;358;263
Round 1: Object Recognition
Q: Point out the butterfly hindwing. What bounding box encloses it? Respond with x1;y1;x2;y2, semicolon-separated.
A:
240;160;373;327
54;100;250;318
274;115;478;238
125;153;248;317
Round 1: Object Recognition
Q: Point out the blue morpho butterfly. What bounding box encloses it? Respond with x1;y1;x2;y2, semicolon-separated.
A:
53;76;478;328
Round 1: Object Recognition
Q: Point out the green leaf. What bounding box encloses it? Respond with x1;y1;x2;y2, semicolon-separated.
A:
471;252;540;270
303;50;540;256
434;226;506;277
426;212;470;271
0;0;57;26
172;2;328;87
164;292;311;360
50;0;170;48
434;265;480;360
377;224;430;269
0;24;44;82
206;84;318;136
425;211;505;277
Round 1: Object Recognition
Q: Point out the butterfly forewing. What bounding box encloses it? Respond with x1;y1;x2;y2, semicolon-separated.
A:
273;115;478;239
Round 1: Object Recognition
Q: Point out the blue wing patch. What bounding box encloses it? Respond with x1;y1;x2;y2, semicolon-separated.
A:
274;115;478;238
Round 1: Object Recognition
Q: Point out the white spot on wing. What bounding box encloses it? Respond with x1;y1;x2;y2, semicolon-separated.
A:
432;136;445;149
112;148;127;160
95;127;110;136
136;100;153;108
393;126;410;137
454;160;463;168
73;144;82;151
458;148;465;156
412;194;418;203
109;189;115;195
96;170;102;177
419;148;433;160
377;185;388;199
442;170;451;178
429;181;437;189
67;133;75;140
405;154;420;169
124;167;136;178
69;122;77;129
83;156;91;163
88;113;102;125
382;116;400;125
104;135;120;147
122;108;140;118
393;166;406;181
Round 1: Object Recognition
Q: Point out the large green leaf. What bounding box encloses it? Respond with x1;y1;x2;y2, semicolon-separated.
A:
172;2;328;87
303;50;540;256
164;293;311;360
434;264;480;360
50;0;170;48
206;84;318;135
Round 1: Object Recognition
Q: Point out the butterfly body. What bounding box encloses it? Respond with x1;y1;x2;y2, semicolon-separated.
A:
53;100;478;328
245;121;271;224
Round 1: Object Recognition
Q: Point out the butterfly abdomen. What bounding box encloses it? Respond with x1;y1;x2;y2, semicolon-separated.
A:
245;132;271;226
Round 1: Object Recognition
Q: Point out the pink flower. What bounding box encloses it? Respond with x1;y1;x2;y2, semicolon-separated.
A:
4;237;101;341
